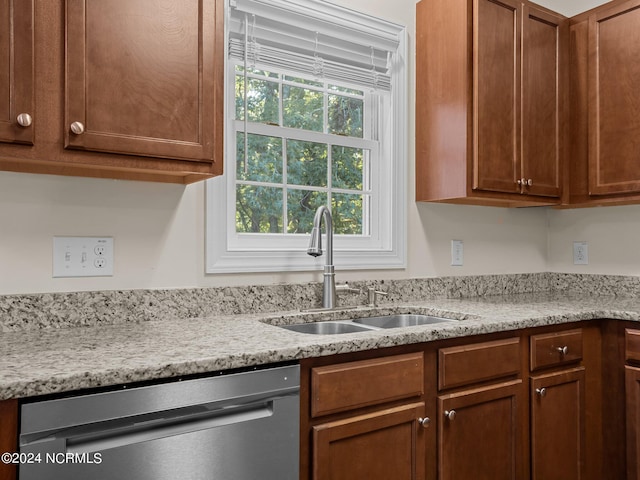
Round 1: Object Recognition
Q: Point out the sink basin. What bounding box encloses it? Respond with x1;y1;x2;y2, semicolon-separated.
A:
353;314;456;329
281;321;372;335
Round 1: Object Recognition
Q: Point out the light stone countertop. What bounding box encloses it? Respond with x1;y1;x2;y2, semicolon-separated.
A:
2;291;640;401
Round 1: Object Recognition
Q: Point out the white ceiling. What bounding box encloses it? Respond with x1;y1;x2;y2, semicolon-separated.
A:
533;0;611;17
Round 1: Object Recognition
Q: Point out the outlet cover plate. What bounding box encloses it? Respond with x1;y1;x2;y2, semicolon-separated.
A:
573;241;588;265
53;237;114;277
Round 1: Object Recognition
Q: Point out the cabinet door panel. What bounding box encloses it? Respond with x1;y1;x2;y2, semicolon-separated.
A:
588;1;640;195
473;0;520;194
627;366;640;480
0;0;34;145
0;399;18;480
313;403;426;480
522;6;564;197
438;380;524;480
65;0;218;162
531;367;585;480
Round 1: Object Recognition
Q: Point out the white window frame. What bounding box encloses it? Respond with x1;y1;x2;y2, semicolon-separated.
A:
205;0;407;274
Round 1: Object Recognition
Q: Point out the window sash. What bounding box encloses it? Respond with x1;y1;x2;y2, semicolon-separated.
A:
204;0;407;274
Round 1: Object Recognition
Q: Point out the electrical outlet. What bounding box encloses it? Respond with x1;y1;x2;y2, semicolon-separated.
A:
451;240;464;266
53;237;114;277
573;241;588;265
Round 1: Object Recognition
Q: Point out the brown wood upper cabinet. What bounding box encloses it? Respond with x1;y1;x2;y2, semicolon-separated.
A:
0;0;223;184
65;0;215;162
0;0;34;145
416;0;566;207
565;0;640;206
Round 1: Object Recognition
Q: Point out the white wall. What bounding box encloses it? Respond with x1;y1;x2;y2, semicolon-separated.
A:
547;206;640;275
0;0;626;295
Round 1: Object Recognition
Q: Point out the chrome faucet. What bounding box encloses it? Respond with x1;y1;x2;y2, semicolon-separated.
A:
307;206;360;309
307;206;337;309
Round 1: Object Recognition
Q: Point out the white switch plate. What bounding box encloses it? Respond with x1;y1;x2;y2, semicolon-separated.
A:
53;237;114;277
573;241;588;265
451;240;464;266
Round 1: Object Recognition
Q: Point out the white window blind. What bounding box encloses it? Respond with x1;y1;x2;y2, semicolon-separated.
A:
228;0;400;91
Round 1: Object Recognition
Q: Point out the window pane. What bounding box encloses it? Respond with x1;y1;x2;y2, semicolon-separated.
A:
285;76;323;87
236;133;283;183
283;85;323;131
329;84;364;96
235;75;279;124
287;189;326;234
236;185;283;233
332;193;364;235
287;140;328;187
329;94;363;137
332;146;364;190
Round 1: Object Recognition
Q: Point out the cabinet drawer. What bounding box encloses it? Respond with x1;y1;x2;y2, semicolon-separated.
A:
311;352;424;418
626;329;640;363
530;329;583;371
438;337;520;390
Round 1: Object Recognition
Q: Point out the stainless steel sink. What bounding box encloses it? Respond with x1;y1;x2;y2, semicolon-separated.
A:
280;321;373;335
278;313;458;334
353;314;456;329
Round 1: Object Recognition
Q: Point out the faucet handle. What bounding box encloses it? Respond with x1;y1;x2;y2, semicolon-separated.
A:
336;283;361;295
368;287;388;307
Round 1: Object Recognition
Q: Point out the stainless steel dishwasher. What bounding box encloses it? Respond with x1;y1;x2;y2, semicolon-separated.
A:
19;364;300;480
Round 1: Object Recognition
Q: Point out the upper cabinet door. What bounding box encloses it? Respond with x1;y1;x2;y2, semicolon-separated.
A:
0;0;34;145
65;0;220;163
521;5;565;198
588;0;640;195
473;0;521;194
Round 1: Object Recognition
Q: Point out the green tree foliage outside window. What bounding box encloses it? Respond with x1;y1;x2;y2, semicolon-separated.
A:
235;66;368;236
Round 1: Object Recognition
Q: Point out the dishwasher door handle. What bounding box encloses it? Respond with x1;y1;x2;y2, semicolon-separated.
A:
66;401;275;454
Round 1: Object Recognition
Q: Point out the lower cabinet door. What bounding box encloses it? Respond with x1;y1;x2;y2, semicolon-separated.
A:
627;366;640;480
312;402;426;480
530;367;585;480
438;380;524;480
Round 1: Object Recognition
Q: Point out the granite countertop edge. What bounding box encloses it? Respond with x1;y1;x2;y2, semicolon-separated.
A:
2;293;640;401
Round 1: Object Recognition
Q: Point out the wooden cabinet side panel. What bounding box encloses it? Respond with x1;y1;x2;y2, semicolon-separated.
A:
530;367;585;480
473;0;520;194
313;403;426;480
415;0;470;202
588;1;640;195
0;399;18;480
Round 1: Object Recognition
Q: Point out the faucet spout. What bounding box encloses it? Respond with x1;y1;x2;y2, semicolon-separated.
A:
307;206;336;309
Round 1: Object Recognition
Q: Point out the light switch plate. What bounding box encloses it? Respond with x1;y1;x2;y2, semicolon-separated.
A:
53;236;114;277
451;240;464;266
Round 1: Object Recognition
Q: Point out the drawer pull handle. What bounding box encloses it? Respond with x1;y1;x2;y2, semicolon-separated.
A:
418;417;430;428
536;387;547;397
444;409;456;421
557;346;569;355
16;113;32;127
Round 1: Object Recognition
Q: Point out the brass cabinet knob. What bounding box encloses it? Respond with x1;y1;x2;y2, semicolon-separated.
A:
70;121;85;135
16;113;32;127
